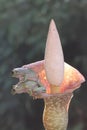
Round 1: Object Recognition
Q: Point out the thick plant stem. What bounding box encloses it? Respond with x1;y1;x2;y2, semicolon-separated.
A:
43;93;72;130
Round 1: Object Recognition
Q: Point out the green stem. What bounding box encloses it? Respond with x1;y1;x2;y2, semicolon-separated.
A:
43;93;72;130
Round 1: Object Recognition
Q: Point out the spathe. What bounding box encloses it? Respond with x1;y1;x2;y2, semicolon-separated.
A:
23;60;85;94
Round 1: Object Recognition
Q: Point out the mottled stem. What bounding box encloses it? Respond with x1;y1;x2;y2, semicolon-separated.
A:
43;93;72;130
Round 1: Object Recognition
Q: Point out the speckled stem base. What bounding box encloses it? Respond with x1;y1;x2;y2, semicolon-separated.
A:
43;93;72;130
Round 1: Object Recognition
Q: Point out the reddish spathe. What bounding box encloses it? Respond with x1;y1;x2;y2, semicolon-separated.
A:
23;60;85;94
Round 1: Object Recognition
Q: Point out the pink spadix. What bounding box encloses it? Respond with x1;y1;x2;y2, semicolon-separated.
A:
44;19;64;86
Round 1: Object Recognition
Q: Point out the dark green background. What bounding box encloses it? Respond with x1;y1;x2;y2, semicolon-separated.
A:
0;0;87;130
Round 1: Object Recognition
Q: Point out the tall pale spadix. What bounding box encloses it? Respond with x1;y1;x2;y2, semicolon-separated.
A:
44;19;64;86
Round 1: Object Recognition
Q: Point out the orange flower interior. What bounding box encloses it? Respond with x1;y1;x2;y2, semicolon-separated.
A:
38;63;85;94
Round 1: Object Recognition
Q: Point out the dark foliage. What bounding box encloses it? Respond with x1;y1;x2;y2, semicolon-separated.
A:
0;0;87;130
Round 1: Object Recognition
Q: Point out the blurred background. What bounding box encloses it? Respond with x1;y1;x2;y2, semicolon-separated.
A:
0;0;87;130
